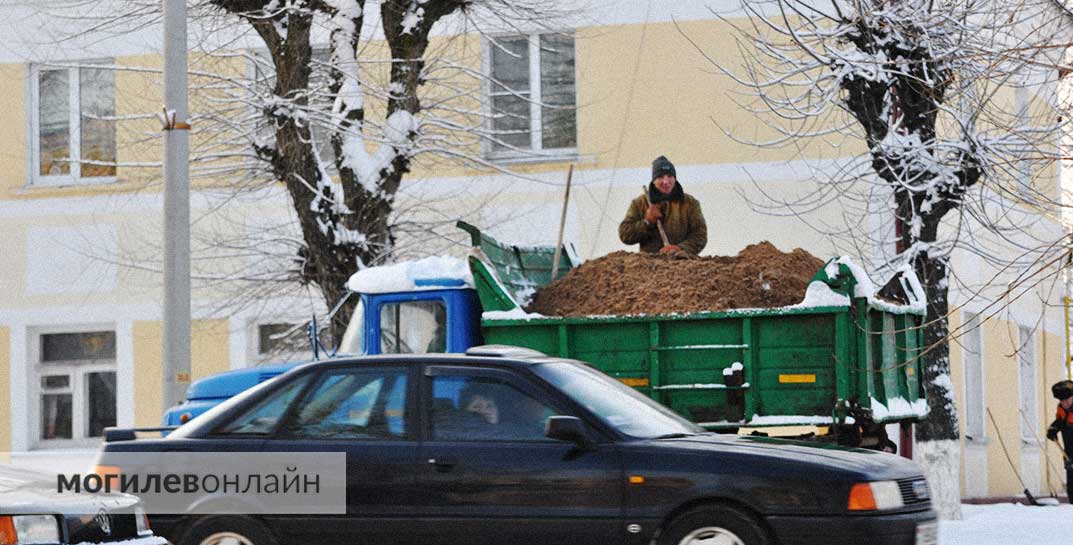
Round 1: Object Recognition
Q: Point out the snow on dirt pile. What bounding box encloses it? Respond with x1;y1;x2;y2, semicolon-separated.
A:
526;242;824;317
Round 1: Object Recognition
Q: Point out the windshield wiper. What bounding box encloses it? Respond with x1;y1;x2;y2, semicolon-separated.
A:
651;432;697;440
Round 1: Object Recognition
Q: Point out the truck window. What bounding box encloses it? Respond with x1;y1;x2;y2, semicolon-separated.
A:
380;301;447;354
338;300;364;355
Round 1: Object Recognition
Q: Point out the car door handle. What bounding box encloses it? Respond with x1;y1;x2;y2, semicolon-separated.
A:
427;457;458;471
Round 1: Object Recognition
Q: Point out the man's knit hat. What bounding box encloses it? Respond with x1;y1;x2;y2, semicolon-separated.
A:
1053;380;1073;400
652;156;676;181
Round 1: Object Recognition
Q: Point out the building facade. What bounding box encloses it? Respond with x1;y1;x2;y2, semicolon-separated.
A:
0;1;1069;498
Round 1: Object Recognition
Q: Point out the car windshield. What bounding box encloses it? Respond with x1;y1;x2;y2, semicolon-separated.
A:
533;361;703;439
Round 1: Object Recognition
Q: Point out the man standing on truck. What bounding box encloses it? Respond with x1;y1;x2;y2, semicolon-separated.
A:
619;155;707;256
1047;379;1073;500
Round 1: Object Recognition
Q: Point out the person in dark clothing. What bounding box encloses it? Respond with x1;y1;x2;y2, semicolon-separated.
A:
619;156;707;256
1046;380;1073;500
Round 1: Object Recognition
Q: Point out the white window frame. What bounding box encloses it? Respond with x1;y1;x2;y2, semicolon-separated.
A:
962;312;986;442
249;320;318;364
1018;324;1037;443
482;32;578;163
29;326;117;449
28;61;117;187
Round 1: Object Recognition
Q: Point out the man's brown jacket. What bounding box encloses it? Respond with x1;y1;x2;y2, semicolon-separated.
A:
618;186;707;255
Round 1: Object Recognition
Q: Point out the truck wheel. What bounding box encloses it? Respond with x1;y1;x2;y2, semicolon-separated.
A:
177;516;278;545
659;506;770;545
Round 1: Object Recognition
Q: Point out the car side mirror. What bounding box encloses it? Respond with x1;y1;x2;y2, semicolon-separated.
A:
545;416;596;450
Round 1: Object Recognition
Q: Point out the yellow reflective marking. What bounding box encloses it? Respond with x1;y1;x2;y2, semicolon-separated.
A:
619;377;650;387
778;374;817;384
628;475;645;484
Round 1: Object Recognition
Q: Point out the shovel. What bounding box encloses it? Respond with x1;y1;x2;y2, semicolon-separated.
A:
641;186;671;247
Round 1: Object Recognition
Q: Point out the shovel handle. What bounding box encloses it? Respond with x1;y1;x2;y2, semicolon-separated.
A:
641;186;671;247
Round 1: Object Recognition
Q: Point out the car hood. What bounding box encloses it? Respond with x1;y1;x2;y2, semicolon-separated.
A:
0;465;139;515
644;433;922;480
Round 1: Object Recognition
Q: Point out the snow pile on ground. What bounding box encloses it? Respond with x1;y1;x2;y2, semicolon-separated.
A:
346;256;472;293
942;503;1073;545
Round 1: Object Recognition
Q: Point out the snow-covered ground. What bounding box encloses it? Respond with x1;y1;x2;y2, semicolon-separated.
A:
942;503;1073;544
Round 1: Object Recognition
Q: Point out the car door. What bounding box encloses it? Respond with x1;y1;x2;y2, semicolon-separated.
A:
257;364;421;545
415;365;624;545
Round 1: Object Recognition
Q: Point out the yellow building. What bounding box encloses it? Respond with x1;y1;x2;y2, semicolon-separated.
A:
0;1;1068;499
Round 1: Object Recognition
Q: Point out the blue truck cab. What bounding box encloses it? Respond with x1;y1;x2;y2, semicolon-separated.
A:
161;281;485;426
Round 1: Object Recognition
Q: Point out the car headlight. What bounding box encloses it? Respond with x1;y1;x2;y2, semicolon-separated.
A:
135;506;151;536
848;480;904;511
0;515;62;544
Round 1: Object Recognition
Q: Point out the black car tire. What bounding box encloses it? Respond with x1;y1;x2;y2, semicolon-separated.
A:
177;516;278;545
659;505;770;545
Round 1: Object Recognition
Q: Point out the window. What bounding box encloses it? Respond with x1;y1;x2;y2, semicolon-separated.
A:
1018;325;1036;442
283;368;408;439
429;374;558;441
31;63;116;185
487;33;576;157
218;375;312;435
379;301;446;354
963;312;985;441
36;331;116;444
254;321;331;363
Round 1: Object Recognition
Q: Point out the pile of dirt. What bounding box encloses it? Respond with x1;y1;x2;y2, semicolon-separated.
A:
525;242;825;317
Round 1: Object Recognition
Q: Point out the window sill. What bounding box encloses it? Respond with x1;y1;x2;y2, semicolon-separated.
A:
19;176;119;192
485;151;594;166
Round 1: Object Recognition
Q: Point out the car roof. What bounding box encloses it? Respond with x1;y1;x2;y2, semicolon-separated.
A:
290;345;563;372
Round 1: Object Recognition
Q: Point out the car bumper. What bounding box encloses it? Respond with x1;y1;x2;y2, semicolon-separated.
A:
766;508;937;545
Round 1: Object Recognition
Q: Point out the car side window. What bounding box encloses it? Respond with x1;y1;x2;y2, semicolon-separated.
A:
217;375;311;435
429;375;559;442
282;367;408;440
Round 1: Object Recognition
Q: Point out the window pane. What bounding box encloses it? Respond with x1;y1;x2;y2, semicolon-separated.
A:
1019;326;1036;440
963;313;984;439
39;69;70;176
490;37;530;93
540;34;577;149
86;371;116;437
430;375;558;441
491;94;531;150
80;67;116;177
285;368;407;439
42;331;116;362
219;375;312;435
379;301;447;354
41;393;72;440
41;375;70;390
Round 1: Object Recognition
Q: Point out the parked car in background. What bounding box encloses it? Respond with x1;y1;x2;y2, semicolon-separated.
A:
103;346;937;545
0;465;161;545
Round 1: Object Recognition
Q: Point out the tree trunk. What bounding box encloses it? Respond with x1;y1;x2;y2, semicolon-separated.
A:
912;246;963;520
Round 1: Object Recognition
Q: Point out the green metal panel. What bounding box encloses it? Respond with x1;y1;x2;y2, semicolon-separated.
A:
458;221;573;309
470;241;930;427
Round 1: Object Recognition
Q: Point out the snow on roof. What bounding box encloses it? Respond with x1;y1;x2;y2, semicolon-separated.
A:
346;256;473;294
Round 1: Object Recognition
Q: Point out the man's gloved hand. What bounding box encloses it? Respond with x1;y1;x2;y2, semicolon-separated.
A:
645;204;662;224
1048;424;1060;441
659;244;683;255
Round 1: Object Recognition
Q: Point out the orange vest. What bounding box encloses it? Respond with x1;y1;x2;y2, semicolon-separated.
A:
1056;405;1073;427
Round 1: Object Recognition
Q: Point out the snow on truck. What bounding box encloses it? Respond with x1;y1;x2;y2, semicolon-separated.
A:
163;221;930;451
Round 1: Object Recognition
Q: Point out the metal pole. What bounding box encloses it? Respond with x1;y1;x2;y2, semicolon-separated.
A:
162;0;191;411
551;165;574;280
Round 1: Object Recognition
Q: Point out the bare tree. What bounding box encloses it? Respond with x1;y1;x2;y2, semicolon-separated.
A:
25;0;578;345
705;0;1073;518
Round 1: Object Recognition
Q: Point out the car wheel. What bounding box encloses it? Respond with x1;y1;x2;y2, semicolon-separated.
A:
659;506;770;545
178;516;278;545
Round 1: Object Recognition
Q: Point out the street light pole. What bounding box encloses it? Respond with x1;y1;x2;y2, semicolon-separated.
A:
162;0;191;411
